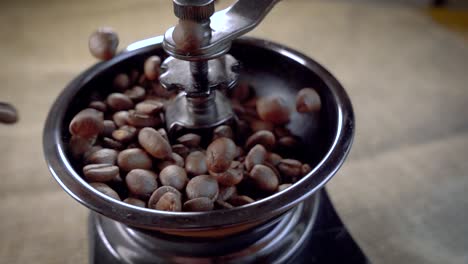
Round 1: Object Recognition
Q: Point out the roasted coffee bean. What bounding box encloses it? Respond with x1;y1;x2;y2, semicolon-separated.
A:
177;133;201;148
277;159;302;178
117;148;152;171
155;192;182;212
245;144;267;171
230;82;251;102
250;164;279;192
245;130;276;150
127;110;161;127
148;186;181;209
88;101;107;112
185;151;208;176
123;197;146;208
88;27;118;61
296;88;321;113
213;125;233;140
186;175;219;201
228;195;254;206
183;197;214;212
102;137;125;150
249;119;274;132
157;153;185;171
129;70;140;84
138;127;172;159
113;73;130;92
211;164;243;186
90;182;120;200
218;186;237;201
301;163;312;175
234;146;244;160
0;102;18;124
274;127;292;138
172;144;190;159
112;125;137;143
216;200;234;209
144;56;161;81
278;136;299;149
113;111;129;127
124;86;146;102
159;165;188;191
266;152;282;166
102;120;117;137
83;146;103;161
69;108;104;138
107;93;134;111
206;137;237;173
69;135;95;158
158;128;169;142
135;100;164;115
85;148;118;165
256;96;291;125
83;164;119;182
277;183;292;192
125;169;158;198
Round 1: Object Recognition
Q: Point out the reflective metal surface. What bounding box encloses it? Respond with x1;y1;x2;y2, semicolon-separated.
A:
43;36;354;234
89;192;320;264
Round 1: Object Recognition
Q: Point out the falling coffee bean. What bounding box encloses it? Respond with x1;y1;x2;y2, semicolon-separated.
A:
256;95;291;125
88;27;118;61
296;88;321;113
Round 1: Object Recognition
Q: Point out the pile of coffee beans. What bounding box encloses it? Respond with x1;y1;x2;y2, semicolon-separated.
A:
68;54;321;212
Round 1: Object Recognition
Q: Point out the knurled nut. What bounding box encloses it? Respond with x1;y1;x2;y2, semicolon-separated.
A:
173;0;215;21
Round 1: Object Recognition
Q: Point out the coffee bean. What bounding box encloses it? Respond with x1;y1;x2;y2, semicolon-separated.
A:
102;120;117;137
301;163;312;175
249;119;274;132
83;146;103;161
69;108;104;138
245;130;276;150
88;27;118;61
185;151;208;176
138;127;172;159
216;200;234;209
296;88;321;113
129;70;140;84
135;100;164;115
107;93;134;111
88;101;107;112
157;153;185;171
117;148;152;171
277;159;302;178
278;136;299;149
127;110;161;128
218;186;237;201
90;182;120;201
148;186;181;209
144;56;161;81
124;86;146;102
85;148;118;165
256;96;291;125
249;164;279;192
113;73;130;92
159;165;188;191
123;197;146;208
0;102;18;124
177;133;201;148
228;195;254;206
155;192;182;212
206;137;237;173
69;135;95;158
102;137;125;150
112;125;137;143
183;197;214;212
245;144;266;171
83;164;119;182
172;144;190;159
213;125;233;140
186;175;219;201
157;128;169;142
266;152;282;166
274;127;292;138
125;169;158;198
210;163;243;186
230;82;251;102
234;146;244;160
277;183;292;192
112;111;129;127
